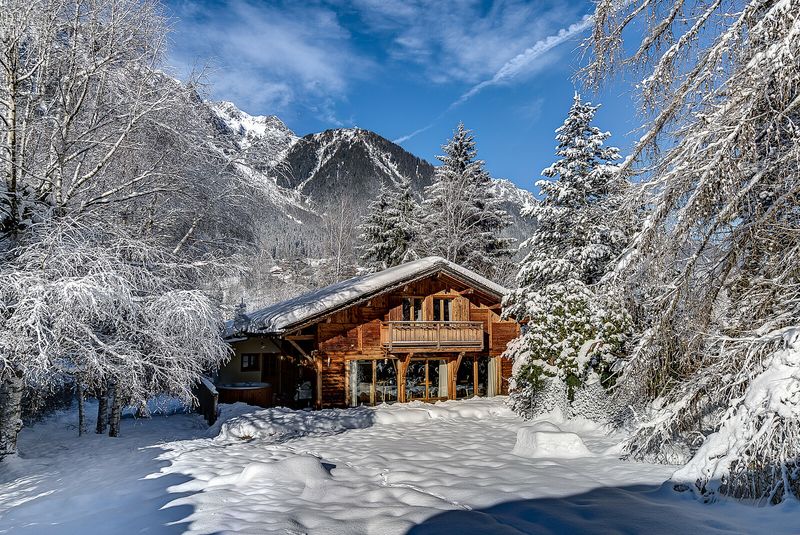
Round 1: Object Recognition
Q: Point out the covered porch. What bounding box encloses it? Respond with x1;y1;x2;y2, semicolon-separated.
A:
347;352;501;407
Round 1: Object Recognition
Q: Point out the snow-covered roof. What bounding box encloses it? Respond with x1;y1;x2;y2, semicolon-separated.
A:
233;256;507;335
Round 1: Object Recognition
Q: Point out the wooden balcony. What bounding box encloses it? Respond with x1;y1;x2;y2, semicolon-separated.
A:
381;321;484;351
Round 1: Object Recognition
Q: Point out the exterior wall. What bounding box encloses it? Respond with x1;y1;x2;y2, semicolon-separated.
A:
218;337;280;384
312;274;519;408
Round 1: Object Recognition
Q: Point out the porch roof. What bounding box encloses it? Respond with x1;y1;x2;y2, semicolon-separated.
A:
229;256;507;336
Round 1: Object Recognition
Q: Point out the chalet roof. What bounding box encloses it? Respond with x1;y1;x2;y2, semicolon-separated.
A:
232;256;508;336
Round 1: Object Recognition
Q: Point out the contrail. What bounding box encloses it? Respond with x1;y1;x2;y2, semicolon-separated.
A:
394;14;593;145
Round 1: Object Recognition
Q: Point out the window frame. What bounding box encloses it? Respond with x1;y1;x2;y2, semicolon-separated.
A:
432;297;452;322
240;353;261;372
401;296;425;321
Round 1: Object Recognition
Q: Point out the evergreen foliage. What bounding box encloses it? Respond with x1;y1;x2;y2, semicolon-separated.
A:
503;94;634;419
420;123;513;278
358;176;420;271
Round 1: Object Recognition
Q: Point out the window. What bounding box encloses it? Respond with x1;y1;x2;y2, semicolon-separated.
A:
433;298;451;321
350;359;398;406
241;353;260;372
406;358;448;400
456;356;497;398
402;297;424;321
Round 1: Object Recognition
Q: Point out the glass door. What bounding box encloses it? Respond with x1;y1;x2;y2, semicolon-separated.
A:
350;359;399;406
405;358;449;401
405;360;427;400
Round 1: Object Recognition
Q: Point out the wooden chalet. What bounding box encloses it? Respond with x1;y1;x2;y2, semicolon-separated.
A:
217;257;519;409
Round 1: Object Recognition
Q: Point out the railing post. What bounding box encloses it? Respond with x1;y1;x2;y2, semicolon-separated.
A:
436;323;441;349
389;322;393;352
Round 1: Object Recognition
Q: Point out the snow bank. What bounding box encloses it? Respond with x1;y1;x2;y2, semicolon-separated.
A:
373;397;514;425
215;405;374;442
512;425;594;459
672;328;800;498
207;455;331;492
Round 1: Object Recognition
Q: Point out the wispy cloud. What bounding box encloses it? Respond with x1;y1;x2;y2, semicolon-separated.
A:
394;13;593;144
350;0;585;85
166;0;371;122
452;15;593;107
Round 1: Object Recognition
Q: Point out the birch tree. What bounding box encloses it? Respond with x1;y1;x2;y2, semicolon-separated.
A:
0;0;246;457
585;0;800;502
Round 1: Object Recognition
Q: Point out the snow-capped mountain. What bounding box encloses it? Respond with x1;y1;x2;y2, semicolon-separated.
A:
204;100;535;256
210;101;298;170
276;127;434;205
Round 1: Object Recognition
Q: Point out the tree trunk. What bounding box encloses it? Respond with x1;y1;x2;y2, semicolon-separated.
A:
96;390;108;434
108;384;122;438
0;368;24;460
76;383;86;436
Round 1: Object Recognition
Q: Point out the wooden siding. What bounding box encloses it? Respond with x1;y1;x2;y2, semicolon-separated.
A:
279;272;518;408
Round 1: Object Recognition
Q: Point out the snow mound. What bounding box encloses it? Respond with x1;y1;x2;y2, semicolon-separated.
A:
215;405;373;442
373;397;514;425
512;427;594;459
208;455;331;489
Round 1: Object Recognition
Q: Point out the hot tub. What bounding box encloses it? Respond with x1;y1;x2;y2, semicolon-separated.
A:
217;382;273;407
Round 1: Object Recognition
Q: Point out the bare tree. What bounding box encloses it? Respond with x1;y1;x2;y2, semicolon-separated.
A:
0;0;254;457
320;194;358;284
585;0;800;503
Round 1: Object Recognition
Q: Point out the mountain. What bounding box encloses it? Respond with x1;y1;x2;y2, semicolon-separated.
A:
273;124;536;237
203;100;536;258
210;101;298;170
276;127;434;206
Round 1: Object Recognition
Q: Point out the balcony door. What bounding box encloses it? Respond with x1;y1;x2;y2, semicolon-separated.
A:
432;298;451;322
406;358;449;401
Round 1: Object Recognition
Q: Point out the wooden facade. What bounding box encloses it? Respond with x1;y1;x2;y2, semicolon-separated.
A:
222;262;519;409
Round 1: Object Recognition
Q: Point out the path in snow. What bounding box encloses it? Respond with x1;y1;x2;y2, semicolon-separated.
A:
1;398;799;534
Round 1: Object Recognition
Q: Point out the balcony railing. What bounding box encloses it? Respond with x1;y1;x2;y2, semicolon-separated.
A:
381;321;484;351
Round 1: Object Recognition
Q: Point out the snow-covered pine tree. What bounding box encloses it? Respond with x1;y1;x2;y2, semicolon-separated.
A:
585;0;800;503
420;123;512;278
359;177;419;271
502;94;633;419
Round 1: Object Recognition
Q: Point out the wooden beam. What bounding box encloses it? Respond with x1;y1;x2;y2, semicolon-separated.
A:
285;334;315;341
287;339;313;363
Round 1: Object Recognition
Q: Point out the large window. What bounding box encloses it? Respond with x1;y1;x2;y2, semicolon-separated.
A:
456;356;497;398
433;298;451;321
406;359;449;401
350;359;398;406
402;297;424;321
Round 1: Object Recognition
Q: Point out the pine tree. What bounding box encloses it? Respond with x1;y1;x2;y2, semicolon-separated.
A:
420;123;512;277
359;177;419;271
503;94;633;418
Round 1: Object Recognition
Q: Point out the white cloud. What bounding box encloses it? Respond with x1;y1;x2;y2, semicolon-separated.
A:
167;0;371;120
453;14;593;106
348;0;586;85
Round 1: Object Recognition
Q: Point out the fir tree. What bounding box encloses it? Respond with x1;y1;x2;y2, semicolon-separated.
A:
420;123;512;277
358;177;419;271
503;94;633;418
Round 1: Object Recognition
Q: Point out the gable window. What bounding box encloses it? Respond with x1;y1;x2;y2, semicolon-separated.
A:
402;297;424;321
241;353;260;372
433;298;451;322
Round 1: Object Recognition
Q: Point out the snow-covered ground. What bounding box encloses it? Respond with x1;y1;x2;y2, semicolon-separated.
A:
1;398;798;534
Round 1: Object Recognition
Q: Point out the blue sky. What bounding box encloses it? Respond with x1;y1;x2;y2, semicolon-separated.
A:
166;0;642;193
